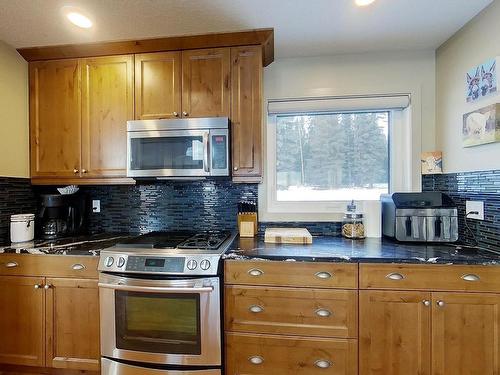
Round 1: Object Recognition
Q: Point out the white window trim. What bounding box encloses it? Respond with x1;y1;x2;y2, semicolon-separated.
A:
259;94;421;227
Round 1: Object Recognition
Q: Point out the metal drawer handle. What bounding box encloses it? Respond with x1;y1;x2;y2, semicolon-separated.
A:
248;268;264;277
72;263;86;271
314;359;332;369
249;305;264;313
462;274;480;282
315;271;332;279
386;272;405;280
5;261;18;268
248;356;264;365
315;308;332;317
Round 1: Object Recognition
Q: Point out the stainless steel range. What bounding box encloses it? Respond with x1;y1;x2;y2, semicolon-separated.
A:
98;231;235;375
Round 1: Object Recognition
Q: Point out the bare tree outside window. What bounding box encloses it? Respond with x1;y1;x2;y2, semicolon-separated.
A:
276;112;389;201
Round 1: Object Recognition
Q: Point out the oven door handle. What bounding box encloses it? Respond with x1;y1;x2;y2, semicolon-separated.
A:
98;283;214;294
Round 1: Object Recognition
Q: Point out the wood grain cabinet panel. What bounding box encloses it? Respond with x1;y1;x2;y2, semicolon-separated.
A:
0;276;45;367
225;260;358;289
225;285;357;338
230;46;263;181
45;278;100;371
135;51;182;120
182;48;230;118
359;290;431;375
226;332;357;375
81;55;134;178
432;292;500;375
29;59;81;178
0;255;98;278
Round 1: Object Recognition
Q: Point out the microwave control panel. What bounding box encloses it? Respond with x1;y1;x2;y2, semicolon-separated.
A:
211;134;227;170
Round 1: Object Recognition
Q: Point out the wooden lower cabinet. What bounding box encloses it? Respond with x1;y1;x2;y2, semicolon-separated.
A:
359;290;431;375
0;276;45;367
226;332;357;375
432;292;500;375
45;278;100;371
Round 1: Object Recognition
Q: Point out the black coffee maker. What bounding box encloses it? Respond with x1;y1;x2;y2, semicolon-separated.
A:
38;193;88;239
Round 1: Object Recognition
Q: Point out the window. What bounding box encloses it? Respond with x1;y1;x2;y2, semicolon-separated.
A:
276;111;389;201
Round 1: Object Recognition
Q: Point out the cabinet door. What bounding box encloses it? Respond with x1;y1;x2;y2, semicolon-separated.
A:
30;59;81;178
0;276;45;367
135;51;182;120
45;278;100;371
359;290;431;375
182;48;230;118
230;46;263;181
81;55;134;178
432;292;500;375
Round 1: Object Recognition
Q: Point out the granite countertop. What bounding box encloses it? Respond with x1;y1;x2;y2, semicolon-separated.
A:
0;233;132;256
224;236;500;265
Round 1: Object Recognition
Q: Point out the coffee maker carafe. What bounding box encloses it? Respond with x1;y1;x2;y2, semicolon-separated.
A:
38;194;87;239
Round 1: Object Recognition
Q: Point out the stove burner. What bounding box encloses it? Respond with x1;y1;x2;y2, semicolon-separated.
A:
177;231;231;250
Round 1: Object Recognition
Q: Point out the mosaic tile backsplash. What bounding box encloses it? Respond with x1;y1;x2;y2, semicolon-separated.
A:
0;177;37;243
80;180;258;234
422;170;500;251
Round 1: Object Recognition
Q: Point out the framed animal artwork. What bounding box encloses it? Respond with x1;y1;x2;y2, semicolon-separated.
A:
421;152;443;175
463;104;500;147
466;58;497;102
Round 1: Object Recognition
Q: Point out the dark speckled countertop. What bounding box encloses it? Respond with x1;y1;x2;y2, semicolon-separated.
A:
0;233;132;256
224;236;500;265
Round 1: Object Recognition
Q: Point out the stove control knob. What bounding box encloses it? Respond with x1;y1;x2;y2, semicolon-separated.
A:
117;257;126;268
200;259;211;270
187;260;198;270
105;256;114;267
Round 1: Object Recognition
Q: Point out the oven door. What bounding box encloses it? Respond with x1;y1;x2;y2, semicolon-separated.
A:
127;130;211;178
99;273;221;366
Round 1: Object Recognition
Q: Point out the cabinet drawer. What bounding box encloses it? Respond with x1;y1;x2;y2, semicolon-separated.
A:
225;286;357;338
360;263;500;292
225;260;357;289
226;332;357;375
0;255;98;278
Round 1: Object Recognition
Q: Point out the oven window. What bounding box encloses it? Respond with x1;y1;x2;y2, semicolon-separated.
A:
130;136;204;170
115;291;201;355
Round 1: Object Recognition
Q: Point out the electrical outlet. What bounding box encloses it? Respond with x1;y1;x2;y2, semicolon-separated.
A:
465;200;484;220
92;200;101;213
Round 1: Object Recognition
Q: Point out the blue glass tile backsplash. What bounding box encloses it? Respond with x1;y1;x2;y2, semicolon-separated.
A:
422;170;500;251
81;180;258;234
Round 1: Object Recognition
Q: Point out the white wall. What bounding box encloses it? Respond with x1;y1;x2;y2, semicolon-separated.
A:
259;50;436;222
436;1;500;173
0;41;29;178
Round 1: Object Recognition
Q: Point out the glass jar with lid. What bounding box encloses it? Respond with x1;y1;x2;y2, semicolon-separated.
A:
342;201;365;239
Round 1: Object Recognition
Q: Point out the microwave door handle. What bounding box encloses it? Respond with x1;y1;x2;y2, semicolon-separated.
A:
203;132;210;173
98;282;214;294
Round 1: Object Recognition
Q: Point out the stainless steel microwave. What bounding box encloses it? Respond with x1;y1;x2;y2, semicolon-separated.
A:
127;117;229;178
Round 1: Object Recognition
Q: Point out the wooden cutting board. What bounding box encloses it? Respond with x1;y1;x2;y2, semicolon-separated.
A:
264;228;313;244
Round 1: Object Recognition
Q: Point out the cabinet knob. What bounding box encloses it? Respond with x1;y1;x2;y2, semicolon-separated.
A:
82;169;87;174
315;308;332;317
233;167;239;171
437;300;445;307
248;268;264;277
249;305;264;313
314;359;332;369
248;356;264;365
34;284;41;289
44;284;52;290
461;274;480;282
422;300;431;307
386;272;405;280
172;112;179;117
73;168;79;174
182;111;189;117
5;261;18;268
315;271;332;279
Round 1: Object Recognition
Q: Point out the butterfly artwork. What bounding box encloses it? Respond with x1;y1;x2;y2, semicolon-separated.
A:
466;58;497;102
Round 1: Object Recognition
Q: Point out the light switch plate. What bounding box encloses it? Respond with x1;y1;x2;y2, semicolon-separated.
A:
465;200;484;220
92;200;101;213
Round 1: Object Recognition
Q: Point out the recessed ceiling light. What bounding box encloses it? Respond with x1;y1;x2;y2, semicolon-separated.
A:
355;0;376;6
67;11;93;28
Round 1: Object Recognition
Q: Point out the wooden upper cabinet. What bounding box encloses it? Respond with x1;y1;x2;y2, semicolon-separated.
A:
0;276;45;367
81;55;134;178
359;290;431;375
230;46;263;181
135;51;182;120
432;292;500;375
182;48;231;118
30;59;81;178
45;278;100;371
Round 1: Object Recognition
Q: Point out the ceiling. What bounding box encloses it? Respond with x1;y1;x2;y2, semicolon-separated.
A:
0;0;493;58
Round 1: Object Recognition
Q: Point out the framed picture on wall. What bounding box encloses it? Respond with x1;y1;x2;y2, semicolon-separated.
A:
463;104;500;147
466;58;498;102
